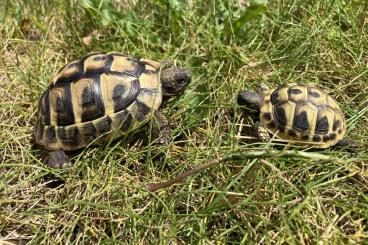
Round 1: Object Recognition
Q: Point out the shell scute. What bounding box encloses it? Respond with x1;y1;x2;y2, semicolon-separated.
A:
57;126;81;149
52;60;83;86
49;86;74;126
109;55;145;78
288;85;307;102
315;107;335;134
274;100;296;129
270;86;288;105
83;53;113;74
112;109;133;132
307;87;327;105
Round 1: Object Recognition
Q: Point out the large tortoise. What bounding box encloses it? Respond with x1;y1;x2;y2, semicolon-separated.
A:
34;52;191;168
237;83;350;148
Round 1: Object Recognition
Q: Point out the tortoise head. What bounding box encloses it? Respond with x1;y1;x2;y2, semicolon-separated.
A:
237;90;262;112
160;67;192;97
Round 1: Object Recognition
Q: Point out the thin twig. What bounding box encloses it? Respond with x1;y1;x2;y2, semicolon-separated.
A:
147;156;224;192
146;150;352;192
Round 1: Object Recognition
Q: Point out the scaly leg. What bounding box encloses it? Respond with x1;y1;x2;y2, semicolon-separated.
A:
335;139;358;151
152;111;170;145
48;150;71;169
254;121;270;142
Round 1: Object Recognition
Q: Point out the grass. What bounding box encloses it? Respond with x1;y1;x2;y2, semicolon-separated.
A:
1;0;367;243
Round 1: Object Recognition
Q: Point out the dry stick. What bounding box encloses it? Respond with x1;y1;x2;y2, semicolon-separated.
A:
147;156;225;192
147;150;351;192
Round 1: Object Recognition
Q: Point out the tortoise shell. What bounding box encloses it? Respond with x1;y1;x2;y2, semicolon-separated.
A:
34;52;163;151
259;84;346;148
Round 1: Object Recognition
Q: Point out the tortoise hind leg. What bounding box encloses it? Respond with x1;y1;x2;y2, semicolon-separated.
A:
336;139;356;147
152;111;170;145
48;150;71;169
335;139;358;151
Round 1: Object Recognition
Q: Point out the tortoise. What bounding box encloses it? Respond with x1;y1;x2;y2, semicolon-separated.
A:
237;83;351;148
34;52;191;168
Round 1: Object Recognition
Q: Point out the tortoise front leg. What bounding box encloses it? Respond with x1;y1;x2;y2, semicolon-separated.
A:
152;111;170;145
254;121;271;142
48;150;71;169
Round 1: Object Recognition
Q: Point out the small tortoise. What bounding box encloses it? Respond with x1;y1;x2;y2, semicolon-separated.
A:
34;52;191;168
237;83;350;148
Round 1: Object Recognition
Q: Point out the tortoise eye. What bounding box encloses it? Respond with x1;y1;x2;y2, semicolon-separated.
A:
178;79;186;84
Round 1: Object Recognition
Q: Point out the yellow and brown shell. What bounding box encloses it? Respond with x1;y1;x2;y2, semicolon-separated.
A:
34;52;163;151
259;84;346;148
